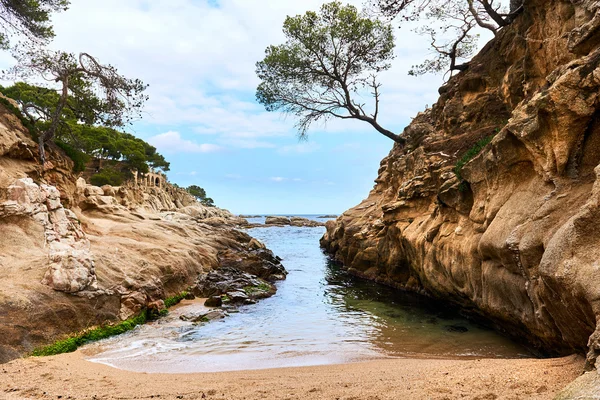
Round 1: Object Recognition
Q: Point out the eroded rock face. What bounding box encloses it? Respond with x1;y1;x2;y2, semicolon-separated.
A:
1;178;96;293
321;0;600;367
0;126;285;361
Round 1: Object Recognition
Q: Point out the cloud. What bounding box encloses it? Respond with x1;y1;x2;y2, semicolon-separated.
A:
148;131;221;154
5;0;450;148
278;142;321;154
270;177;286;182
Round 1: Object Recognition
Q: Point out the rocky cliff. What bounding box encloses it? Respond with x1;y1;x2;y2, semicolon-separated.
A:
0;101;282;362
322;0;600;368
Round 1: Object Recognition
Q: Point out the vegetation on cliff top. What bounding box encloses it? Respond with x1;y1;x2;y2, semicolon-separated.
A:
0;0;69;50
186;185;216;207
0;82;169;179
0;1;174;187
4;47;149;166
256;2;403;144
256;0;523;145
371;0;523;77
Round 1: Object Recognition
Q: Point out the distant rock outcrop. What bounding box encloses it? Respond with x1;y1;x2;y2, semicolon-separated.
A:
262;216;325;227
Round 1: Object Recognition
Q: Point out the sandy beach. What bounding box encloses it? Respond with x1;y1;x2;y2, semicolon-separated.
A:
0;352;584;400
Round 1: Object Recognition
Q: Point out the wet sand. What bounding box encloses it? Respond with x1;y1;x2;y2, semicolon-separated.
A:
0;352;584;400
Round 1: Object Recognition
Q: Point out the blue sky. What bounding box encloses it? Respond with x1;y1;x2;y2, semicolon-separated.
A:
0;0;450;214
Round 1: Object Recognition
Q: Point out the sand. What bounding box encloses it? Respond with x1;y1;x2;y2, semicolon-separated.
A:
0;352;584;400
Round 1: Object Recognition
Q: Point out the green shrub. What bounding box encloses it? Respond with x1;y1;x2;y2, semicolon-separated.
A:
90;167;126;187
55;141;90;173
454;135;495;181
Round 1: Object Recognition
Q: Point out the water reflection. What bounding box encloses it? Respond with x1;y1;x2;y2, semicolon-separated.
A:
83;221;530;373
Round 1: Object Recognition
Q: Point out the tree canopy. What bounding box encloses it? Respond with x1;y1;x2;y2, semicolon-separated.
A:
0;0;69;49
371;0;523;76
186;185;215;207
256;1;403;144
0;1;165;187
5;48;149;164
1;82;168;174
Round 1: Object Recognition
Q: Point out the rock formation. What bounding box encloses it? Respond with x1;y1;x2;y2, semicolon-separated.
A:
321;0;600;372
260;216;325;227
1;178;97;293
0;100;283;362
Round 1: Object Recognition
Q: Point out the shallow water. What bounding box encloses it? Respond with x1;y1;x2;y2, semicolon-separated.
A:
83;217;530;373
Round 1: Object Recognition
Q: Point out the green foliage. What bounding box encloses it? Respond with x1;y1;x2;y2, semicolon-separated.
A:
243;283;272;295
9;49;148;132
5;48;148;166
55;140;89;172
186;185;206;200
163;291;189;309
186;185;216;207
1;82;169;175
158;309;169;317
0;0;69;50
256;1;401;142
201;197;215;207
90;166;125;187
31;310;148;357
454;135;495;181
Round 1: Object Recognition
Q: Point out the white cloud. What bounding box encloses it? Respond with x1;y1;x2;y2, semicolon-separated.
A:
270;177;286;182
0;0;499;153
148;131;221;154
0;0;452;146
278;142;321;154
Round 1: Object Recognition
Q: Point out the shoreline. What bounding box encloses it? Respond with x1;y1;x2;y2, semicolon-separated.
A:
1;351;584;400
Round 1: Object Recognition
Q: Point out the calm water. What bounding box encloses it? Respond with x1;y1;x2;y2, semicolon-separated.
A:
83;217;530;373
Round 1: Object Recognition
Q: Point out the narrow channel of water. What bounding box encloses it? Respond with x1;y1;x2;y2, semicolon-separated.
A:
82;216;530;373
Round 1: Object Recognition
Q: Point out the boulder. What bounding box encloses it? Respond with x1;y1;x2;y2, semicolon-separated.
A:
204;296;222;307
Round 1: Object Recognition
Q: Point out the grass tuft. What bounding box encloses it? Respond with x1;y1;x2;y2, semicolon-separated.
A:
454;135;495;182
163;291;188;309
243;282;271;295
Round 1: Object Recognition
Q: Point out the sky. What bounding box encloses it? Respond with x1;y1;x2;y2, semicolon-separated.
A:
1;0;451;214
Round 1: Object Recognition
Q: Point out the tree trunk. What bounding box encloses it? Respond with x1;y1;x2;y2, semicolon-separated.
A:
38;135;46;166
357;115;406;145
